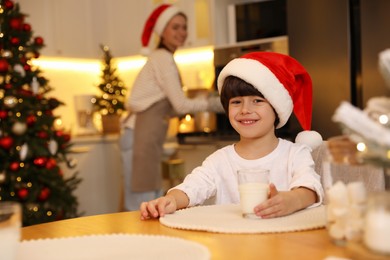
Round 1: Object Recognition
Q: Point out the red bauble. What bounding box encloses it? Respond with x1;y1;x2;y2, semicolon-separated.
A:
10;37;20;45
55;130;64;137
4;83;12;89
63;133;71;142
0;110;8;119
0;59;9;72
26;114;37;126
9;17;23;30
19;89;33;96
23;64;31;71
45;158;57;170
17;188;28;200
38;187;50;201
22;23;31;31
33;157;47;167
34;36;44;45
0;136;13;150
37;131;48;139
9;161;20;171
4;0;14;10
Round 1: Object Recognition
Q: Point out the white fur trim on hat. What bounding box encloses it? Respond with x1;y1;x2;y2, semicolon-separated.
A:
217;58;293;129
154;6;180;36
295;130;323;150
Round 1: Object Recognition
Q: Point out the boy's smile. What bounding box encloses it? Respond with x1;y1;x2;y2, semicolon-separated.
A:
228;95;276;139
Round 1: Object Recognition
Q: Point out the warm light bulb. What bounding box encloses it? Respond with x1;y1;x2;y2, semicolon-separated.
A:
356;142;366;152
378;114;389;125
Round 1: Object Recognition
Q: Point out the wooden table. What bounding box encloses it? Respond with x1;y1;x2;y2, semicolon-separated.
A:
22;210;350;260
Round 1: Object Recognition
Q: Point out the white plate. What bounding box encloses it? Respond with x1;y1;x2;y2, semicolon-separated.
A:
17;234;210;260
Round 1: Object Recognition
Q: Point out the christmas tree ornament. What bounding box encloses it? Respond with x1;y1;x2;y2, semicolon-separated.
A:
36;130;48;139
9;161;20;171
22;23;31;32
30;77;39;95
25;51;34;59
45;158;57;170
1;50;12;58
19;143;28;161
48;139;58;155
0;110;8;119
34;36;44;45
4;0;14;10
12;121;27;135
38;187;50;201
4;96;17;108
26;114;37;126
4;83;12;90
0;58;9;72
17;188;29;200
23;63;31;71
9;17;23;30
0;136;13;150
10;36;20;45
0;171;6;184
33;157;47;167
13;64;25;77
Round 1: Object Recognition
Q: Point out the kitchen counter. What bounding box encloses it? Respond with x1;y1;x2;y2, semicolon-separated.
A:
63;133;122;216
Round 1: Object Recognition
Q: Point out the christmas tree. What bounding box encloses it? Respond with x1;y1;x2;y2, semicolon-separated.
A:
93;44;126;116
0;0;81;226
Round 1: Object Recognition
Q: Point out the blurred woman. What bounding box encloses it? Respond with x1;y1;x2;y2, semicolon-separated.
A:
120;4;222;211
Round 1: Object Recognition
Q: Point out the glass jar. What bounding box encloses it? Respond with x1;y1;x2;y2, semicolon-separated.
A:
323;136;367;246
363;191;390;255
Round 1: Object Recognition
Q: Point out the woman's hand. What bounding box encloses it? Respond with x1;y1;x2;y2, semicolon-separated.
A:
253;183;317;218
140;195;177;220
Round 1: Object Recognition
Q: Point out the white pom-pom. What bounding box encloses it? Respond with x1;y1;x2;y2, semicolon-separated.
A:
295;130;323;149
140;47;151;56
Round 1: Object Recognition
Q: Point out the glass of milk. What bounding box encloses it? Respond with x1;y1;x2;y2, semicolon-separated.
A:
0;201;22;260
237;168;269;219
364;191;390;255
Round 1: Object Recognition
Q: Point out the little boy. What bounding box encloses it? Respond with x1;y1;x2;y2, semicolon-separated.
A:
140;52;324;220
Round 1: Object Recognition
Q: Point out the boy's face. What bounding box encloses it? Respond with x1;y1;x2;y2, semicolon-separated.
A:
228;95;276;139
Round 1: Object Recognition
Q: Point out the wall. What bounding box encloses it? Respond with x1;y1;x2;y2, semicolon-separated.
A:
33;47;215;134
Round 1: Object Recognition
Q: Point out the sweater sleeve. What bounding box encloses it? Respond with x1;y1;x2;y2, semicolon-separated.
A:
151;50;211;114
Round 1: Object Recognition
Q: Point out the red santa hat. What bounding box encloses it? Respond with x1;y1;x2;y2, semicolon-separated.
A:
140;4;180;55
217;51;322;149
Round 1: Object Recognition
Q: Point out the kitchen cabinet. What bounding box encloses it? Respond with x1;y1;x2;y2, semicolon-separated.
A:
62;134;122;217
18;0;152;58
18;0;216;58
176;140;235;175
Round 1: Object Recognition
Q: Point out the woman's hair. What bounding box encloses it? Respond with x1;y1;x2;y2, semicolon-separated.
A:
220;75;280;127
157;12;187;51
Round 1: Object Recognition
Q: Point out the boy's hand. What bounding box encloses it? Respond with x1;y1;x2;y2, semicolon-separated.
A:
140;195;177;220
253;183;316;218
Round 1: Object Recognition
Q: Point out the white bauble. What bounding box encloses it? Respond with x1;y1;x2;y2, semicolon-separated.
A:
12;121;27;135
20;143;28;161
48;139;58;155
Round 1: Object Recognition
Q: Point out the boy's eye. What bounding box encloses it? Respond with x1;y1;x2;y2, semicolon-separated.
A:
230;99;241;104
254;98;266;103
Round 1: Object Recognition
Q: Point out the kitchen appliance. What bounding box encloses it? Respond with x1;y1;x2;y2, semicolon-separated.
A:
74;94;98;135
287;0;390;139
227;0;287;45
